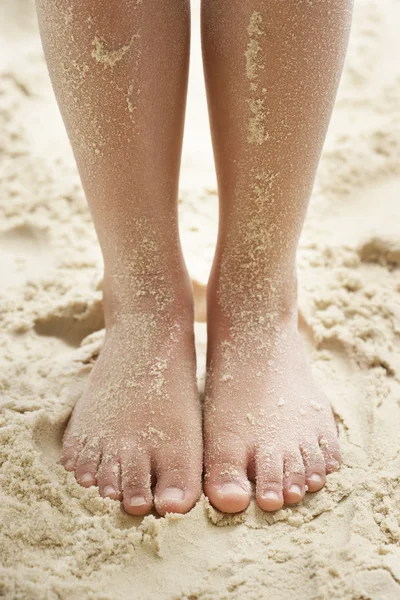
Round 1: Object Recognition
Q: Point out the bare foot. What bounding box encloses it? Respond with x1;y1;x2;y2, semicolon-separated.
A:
61;269;202;517
204;278;340;514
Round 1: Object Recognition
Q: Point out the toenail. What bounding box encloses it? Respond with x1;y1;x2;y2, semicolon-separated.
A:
103;485;116;498
64;459;75;470
81;473;94;484
158;488;184;503
309;473;322;484
263;491;280;502
289;484;302;497
218;483;248;498
130;496;147;507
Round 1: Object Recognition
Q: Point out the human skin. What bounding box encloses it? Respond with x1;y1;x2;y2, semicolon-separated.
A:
35;0;352;517
201;0;353;512
35;0;203;516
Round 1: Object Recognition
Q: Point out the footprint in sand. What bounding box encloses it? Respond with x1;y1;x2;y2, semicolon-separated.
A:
0;222;54;289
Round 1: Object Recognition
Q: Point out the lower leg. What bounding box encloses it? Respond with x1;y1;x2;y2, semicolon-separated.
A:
202;0;352;512
36;0;202;516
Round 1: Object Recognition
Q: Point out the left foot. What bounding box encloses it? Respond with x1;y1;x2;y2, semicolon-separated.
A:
61;255;203;517
204;278;341;514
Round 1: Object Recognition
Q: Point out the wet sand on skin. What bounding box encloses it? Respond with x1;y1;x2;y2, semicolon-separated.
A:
1;0;400;598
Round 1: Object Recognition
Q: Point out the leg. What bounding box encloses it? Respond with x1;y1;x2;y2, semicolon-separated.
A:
202;0;352;512
36;0;202;516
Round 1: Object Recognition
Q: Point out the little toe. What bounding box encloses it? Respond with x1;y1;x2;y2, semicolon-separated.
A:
75;443;101;488
283;451;306;505
319;433;341;474
255;449;284;512
121;451;153;516
60;434;84;472
301;443;326;492
205;444;250;513
97;454;122;500
61;445;78;472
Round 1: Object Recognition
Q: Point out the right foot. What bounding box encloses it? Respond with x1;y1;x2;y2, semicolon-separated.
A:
61;266;202;517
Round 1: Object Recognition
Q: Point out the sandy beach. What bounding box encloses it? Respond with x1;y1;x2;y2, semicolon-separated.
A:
1;0;400;598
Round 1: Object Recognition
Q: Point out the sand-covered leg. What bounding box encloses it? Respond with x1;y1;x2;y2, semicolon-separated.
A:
201;0;352;513
36;0;202;516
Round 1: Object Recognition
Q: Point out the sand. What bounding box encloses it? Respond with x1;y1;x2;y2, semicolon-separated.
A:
245;12;269;146
1;0;400;598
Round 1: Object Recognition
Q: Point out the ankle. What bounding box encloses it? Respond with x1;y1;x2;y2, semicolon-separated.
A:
207;259;298;327
102;257;194;329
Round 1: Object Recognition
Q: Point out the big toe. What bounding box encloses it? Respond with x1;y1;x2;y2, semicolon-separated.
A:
154;447;202;516
205;440;251;513
207;481;251;513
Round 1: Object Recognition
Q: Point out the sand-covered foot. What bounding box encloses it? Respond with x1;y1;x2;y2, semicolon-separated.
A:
61;274;202;517
204;285;340;514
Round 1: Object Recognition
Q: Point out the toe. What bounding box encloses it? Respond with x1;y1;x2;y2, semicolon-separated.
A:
207;480;251;514
283;451;306;505
204;438;250;514
154;479;198;516
121;450;153;516
74;442;101;488
255;448;284;512
301;443;326;492
60;432;85;472
61;442;79;472
154;447;202;516
97;454;122;500
319;432;341;474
